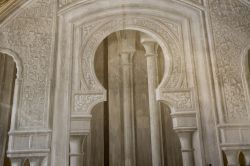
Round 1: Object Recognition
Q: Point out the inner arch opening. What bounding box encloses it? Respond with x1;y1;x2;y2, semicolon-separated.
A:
0;52;17;166
89;30;182;166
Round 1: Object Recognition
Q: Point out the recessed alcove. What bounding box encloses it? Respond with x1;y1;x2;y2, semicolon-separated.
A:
0;52;17;166
90;30;182;166
239;152;246;166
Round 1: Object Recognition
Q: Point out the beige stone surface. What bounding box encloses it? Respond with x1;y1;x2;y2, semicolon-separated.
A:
0;0;249;165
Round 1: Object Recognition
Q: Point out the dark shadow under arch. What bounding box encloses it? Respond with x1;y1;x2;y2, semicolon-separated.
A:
239;152;246;166
0;52;17;166
222;151;228;166
23;159;30;166
160;103;183;166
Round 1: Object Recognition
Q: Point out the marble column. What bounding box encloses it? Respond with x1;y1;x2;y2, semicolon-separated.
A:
224;150;239;166
177;132;195;166
121;51;135;166
140;34;163;166
117;30;136;166
69;135;85;166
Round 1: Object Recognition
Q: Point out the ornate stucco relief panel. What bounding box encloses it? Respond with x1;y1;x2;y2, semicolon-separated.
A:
208;0;250;122
0;0;56;128
160;90;194;111
74;94;105;113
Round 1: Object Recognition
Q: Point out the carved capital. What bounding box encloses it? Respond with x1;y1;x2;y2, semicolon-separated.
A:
140;33;159;57
223;150;239;166
9;158;23;166
29;157;42;166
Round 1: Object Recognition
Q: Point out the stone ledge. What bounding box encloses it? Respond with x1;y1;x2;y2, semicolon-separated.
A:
7;130;51;153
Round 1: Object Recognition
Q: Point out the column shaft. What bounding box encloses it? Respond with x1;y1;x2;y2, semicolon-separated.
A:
70;135;85;166
141;36;163;166
146;54;162;166
121;52;135;166
177;132;195;166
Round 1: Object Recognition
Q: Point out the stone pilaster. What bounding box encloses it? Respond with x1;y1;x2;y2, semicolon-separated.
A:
121;52;135;166
117;31;136;166
69;135;86;166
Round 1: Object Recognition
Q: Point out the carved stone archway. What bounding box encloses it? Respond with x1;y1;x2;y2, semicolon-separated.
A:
53;1;221;166
0;48;23;132
0;48;23;165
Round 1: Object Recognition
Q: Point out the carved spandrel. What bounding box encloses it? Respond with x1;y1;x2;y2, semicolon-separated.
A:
74;94;105;113
161;90;194;111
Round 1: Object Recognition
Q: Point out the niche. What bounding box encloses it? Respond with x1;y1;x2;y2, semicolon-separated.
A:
88;30;182;166
0;53;17;166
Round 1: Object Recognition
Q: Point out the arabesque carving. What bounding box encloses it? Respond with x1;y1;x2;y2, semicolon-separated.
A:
208;0;250;122
0;0;56;128
79;16;187;94
161;90;193;111
74;94;105;113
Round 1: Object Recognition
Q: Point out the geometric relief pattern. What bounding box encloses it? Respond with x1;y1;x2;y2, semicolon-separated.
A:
0;0;56;128
208;0;250;122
